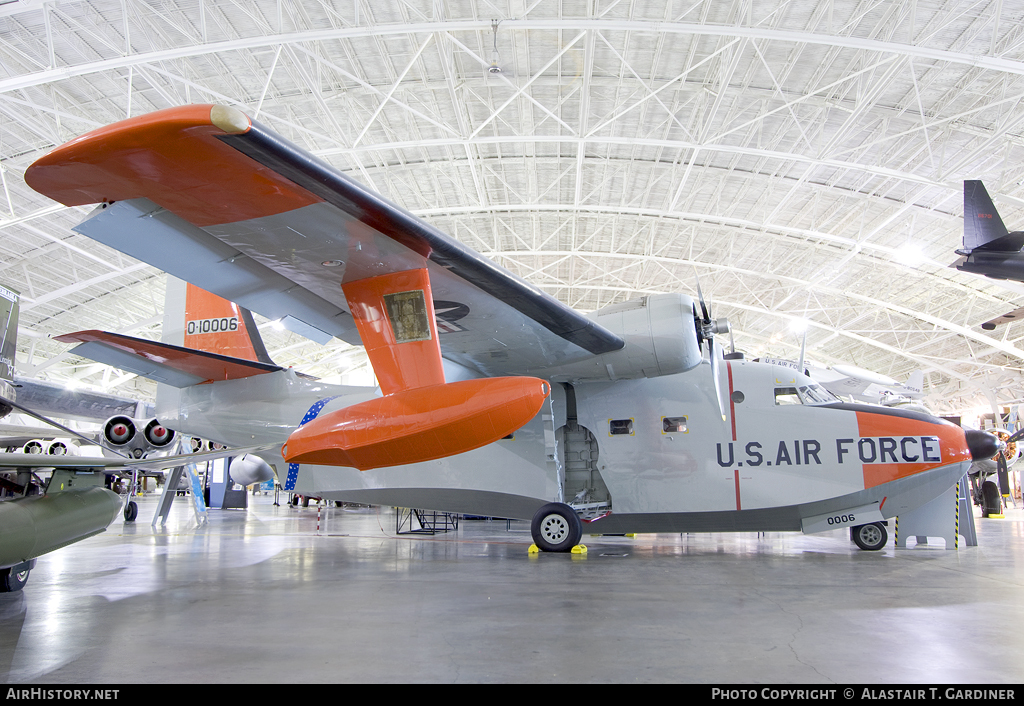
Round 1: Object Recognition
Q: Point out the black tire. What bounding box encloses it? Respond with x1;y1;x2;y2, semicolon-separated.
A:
0;566;29;593
530;503;583;552
852;522;888;551
982;480;1002;518
123;501;138;522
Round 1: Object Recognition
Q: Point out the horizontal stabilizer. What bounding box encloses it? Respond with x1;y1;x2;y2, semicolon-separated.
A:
55;330;283;387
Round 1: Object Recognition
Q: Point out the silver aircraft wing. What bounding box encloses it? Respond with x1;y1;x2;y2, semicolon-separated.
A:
26;104;623;378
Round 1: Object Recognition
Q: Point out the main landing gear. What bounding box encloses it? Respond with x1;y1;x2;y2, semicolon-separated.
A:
530;502;583;552
0;561;33;592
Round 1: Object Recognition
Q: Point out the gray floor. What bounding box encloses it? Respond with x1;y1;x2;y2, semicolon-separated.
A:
1;490;1023;684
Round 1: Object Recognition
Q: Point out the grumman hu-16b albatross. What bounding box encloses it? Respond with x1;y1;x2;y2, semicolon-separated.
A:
25;105;999;553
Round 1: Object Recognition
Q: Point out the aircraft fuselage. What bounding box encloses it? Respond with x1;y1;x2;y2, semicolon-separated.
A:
956;249;1024;280
155;357;970;535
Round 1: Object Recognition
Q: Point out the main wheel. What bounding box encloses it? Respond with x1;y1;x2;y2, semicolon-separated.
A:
852;522;888;551
0;566;29;592
981;480;1002;518
530;503;583;552
123;500;138;522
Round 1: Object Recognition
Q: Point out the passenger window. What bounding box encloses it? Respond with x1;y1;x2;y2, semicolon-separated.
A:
609;419;634;436
662;416;687;433
774;387;802;405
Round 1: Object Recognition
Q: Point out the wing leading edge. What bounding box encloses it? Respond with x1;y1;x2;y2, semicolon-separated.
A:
26;105;623;377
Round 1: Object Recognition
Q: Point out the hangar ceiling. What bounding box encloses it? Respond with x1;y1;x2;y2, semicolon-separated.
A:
1;0;1024;415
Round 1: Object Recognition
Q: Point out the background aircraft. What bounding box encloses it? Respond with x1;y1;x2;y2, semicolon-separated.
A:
762;356;925;407
955;180;1024;284
0;407;271;592
27;104;997;553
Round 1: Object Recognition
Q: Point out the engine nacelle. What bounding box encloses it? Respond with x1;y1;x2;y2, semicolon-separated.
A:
46;440;79;456
545;293;704;381
21;440;45;454
103;416;136;446
143;420;175;448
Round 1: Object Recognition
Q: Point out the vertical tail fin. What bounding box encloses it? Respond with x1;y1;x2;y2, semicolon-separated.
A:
964;180;1011;251
161;277;273;364
0;284;19;382
904;370;924;397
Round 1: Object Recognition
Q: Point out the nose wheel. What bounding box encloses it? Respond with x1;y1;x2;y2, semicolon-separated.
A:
851;522;888;551
530;502;583;552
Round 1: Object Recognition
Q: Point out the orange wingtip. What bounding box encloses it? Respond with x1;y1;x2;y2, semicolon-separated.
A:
25;104;320;227
283;377;550;470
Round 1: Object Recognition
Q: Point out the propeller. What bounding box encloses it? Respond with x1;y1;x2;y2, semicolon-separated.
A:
995;427;1024;495
693;276;731;420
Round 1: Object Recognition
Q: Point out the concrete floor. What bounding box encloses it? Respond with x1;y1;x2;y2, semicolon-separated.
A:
1;491;1023;684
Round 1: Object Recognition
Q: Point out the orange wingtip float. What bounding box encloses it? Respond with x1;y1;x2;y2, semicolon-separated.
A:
24;104;320;227
282;377;550;470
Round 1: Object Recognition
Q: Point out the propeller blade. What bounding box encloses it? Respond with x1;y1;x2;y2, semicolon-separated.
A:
695;274;710;322
1006;427;1024;445
997;452;1011;496
710;340;726;421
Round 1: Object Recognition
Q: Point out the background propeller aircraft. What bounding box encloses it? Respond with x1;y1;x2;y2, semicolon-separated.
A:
25;104;998;553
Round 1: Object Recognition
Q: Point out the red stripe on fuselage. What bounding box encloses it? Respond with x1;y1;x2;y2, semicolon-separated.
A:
727;361;736;442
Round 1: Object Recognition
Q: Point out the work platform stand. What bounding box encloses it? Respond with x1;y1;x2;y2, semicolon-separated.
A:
396;508;459;535
151;438;209;528
894;475;976;549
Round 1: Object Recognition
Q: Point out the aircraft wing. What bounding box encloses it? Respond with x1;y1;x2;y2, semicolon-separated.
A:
0;443;278;473
26;105;623;378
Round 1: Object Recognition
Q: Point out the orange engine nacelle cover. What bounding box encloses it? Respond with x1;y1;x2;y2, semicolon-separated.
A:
282;377;550;470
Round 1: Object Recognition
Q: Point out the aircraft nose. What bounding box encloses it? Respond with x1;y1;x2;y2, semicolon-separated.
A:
964;429;1002;461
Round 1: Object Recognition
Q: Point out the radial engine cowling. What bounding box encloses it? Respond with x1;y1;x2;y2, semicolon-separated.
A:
546;293;704;381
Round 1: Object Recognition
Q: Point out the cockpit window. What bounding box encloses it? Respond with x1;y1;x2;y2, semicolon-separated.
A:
797;384;840;405
775;387;801;405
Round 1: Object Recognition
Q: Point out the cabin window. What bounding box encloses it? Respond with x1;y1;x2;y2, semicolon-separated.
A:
774;387;802;405
609;419;634;436
797;383;839;405
662;416;687;433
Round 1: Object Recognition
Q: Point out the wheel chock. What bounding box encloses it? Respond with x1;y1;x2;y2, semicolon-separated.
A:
626;533;637;538
571;544;587;554
528;544;540;554
989;514;1005;519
